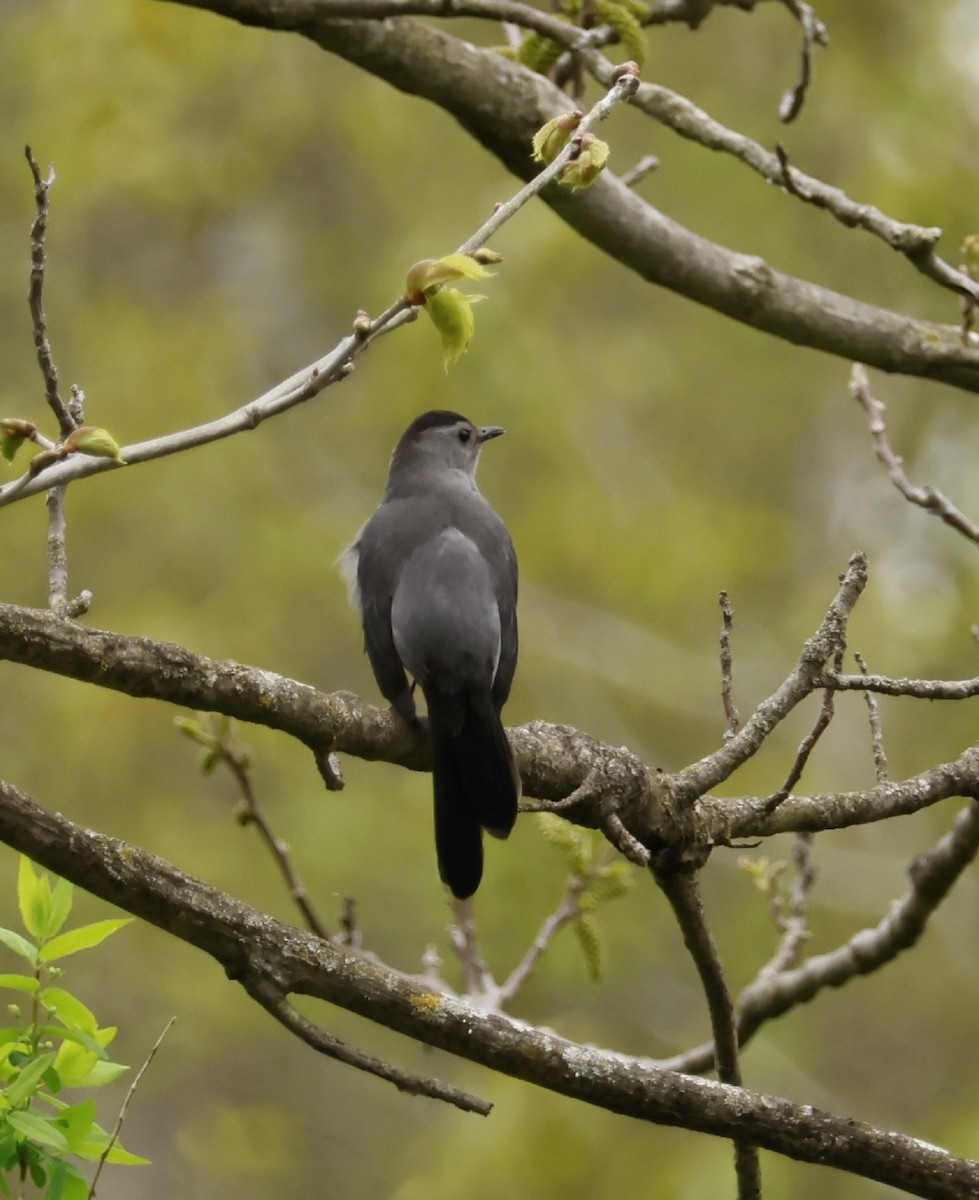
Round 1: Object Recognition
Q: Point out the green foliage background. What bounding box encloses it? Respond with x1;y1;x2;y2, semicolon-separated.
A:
2;1;979;1196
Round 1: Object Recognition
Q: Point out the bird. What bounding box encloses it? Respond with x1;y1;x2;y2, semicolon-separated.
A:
341;410;519;899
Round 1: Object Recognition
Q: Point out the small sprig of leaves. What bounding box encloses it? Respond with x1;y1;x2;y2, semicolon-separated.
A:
0;856;145;1198
0;420;125;476
536;814;635;981
514;0;649;78
532;109;614;191
404;250;502;370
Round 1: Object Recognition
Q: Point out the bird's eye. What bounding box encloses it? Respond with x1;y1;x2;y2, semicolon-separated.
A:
458;428;472;443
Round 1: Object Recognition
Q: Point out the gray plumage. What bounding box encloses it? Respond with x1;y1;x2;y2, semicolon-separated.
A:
342;410;519;898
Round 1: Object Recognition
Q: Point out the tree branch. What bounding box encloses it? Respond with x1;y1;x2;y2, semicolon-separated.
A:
665;800;979;1075
157;0;979;394
3;594;978;867
0;777;976;1198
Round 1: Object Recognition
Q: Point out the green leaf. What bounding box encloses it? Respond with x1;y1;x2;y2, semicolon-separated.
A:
559;135;610;191
45;881;73;941
531;111;583;164
596;0;647;63
5;1052;57;1108
425;288;482;370
50;1043;98;1090
74;1123;149;1165
0;974;39;996
536;813;592;875
60;425;126;465
574;915;604;982
0;419;36;467
47;1160;91;1200
39;919;132;963
78;1059;129;1088
18;857;52;941
962;233;979;280
579;863;636;910
516;31;565;75
406;253;493;297
0;928;39;966
41;1025;109;1059
38;988;97;1036
6;1110;69;1153
52;1100;95;1153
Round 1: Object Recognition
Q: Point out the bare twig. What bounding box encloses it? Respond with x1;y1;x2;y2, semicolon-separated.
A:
24;147;73;436
672;552;867;806
89;1016;177;1199
754;832;816;978
816;669;979;700
448;897;497;998
850;364;979;545
764;644;843;812
664;800;979;1077
497;883;584;1005
776;0;828;123
24;149;88;614
656;866;762;1198
718;590;740;736
244;973;493;1113
854;652;888;783
179;715;332;939
620;153;660;188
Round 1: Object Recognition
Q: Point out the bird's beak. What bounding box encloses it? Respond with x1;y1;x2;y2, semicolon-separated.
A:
478;425;505;443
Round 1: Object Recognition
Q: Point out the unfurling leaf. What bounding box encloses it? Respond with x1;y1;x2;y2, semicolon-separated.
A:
597;0;647;64
532;110;584;164
961;233;979;281
62;425;126;465
559;134;610;190
405;253;493;301
0;418;37;465
517;31;565;76
425;288;483;370
574;914;604;982
536;812;592;876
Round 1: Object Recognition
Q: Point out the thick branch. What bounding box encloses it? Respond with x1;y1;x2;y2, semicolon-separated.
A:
158;0;979;393
2;601;979;851
0;778;976;1198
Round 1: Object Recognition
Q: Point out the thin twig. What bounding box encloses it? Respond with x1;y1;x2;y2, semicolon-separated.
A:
777;0;828;123
24;148;84;613
498;878;586;1005
764;644;843;812
24;147;73;436
244;974;492;1113
719;590;740;736
212;719;332;940
656;866;762;1198
448;897;497;999
817;670;979;700
620;153;660;188
854;652;888;783
663;800;979;1077
850;364;979;545
672;552;868;806
89;1016;177;1199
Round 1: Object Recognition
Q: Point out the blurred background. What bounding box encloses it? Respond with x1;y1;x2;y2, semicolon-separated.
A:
2;1;979;1195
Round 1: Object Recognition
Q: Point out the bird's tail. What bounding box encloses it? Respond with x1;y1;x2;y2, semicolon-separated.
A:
426;689;520;899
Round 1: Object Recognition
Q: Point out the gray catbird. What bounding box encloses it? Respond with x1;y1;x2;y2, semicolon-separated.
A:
342;410;519;899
